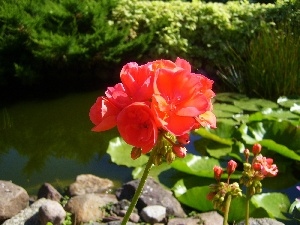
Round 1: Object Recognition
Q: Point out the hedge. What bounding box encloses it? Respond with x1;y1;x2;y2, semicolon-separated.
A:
0;0;298;91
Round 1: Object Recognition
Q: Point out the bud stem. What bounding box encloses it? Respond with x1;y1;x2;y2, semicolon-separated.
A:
223;194;232;225
245;187;250;225
121;149;155;225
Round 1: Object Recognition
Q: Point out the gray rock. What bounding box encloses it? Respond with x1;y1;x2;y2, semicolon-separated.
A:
2;198;48;225
64;193;108;224
236;218;285;225
37;183;62;202
69;174;114;196
118;210;140;223
39;199;66;225
115;177;186;218
198;211;223;225
0;180;29;222
140;205;166;223
111;199;137;215
168;217;201;225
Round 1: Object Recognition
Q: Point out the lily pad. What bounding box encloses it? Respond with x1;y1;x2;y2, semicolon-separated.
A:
172;178;215;212
277;96;300;109
107;137;148;167
239;120;300;160
194;122;235;145
214;103;243;114
234;98;279;112
251;193;290;219
171;154;220;177
215;93;248;103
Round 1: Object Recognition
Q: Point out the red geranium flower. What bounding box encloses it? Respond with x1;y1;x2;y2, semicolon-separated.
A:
151;58;214;135
117;102;158;153
120;62;155;102
89;97;120;132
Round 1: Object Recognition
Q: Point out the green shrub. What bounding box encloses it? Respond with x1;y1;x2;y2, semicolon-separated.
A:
0;0;152;88
0;0;299;94
219;24;300;100
113;0;277;68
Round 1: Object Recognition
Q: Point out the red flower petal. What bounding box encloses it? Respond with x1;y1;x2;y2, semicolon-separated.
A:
89;97;120;132
117;102;158;153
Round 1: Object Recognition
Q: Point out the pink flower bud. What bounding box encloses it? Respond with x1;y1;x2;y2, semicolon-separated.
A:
172;144;187;158
213;166;223;181
244;149;250;162
206;191;217;201
253;163;262;171
176;133;190;145
227;160;237;176
266;158;273;165
252;143;262;155
131;147;142;160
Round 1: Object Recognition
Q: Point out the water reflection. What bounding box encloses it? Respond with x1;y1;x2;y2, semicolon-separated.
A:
0;91;132;194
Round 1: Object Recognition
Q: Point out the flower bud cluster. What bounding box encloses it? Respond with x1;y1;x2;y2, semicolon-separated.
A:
207;160;242;212
207;181;242;212
239;143;278;197
150;132;190;166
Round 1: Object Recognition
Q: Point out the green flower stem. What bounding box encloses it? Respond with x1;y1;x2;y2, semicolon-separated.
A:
245;187;250;225
121;151;155;225
223;194;232;225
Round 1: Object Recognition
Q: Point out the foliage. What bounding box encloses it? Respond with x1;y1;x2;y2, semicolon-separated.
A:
0;0;152;88
107;93;300;223
1;0;299;94
218;23;300;99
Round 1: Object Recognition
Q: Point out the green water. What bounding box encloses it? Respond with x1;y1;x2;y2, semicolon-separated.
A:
0;91;133;195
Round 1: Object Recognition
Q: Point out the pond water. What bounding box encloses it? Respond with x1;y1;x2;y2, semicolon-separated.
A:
1;89;299;206
0;90;134;195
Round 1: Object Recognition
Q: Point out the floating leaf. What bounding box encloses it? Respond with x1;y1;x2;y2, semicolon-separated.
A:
215;93;248;103
217;118;239;126
206;142;232;158
291;104;300;115
277;96;300;109
251;193;290;219
239;121;300;160
194;122;234;146
173;178;214;212
214;103;243;114
171;154;220;177
228;197;252;222
107;137;148;167
234;99;278;112
260;139;300;161
213;109;236;118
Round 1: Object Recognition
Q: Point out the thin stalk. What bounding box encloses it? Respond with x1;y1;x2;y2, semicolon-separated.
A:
245;187;250;225
121;151;155;225
223;194;232;225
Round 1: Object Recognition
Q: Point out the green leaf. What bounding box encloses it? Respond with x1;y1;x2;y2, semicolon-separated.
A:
251;193;290;219
173;178;214;212
215;93;248;103
277;96;300;109
213;103;243;119
228;197;250;222
289;199;300;214
177;186;214;212
260;139;300;161
239;121;300;160
214;103;243;114
206;142;232;158
194;124;234;146
107;137;148;167
234;99;279;112
171;154;220;177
